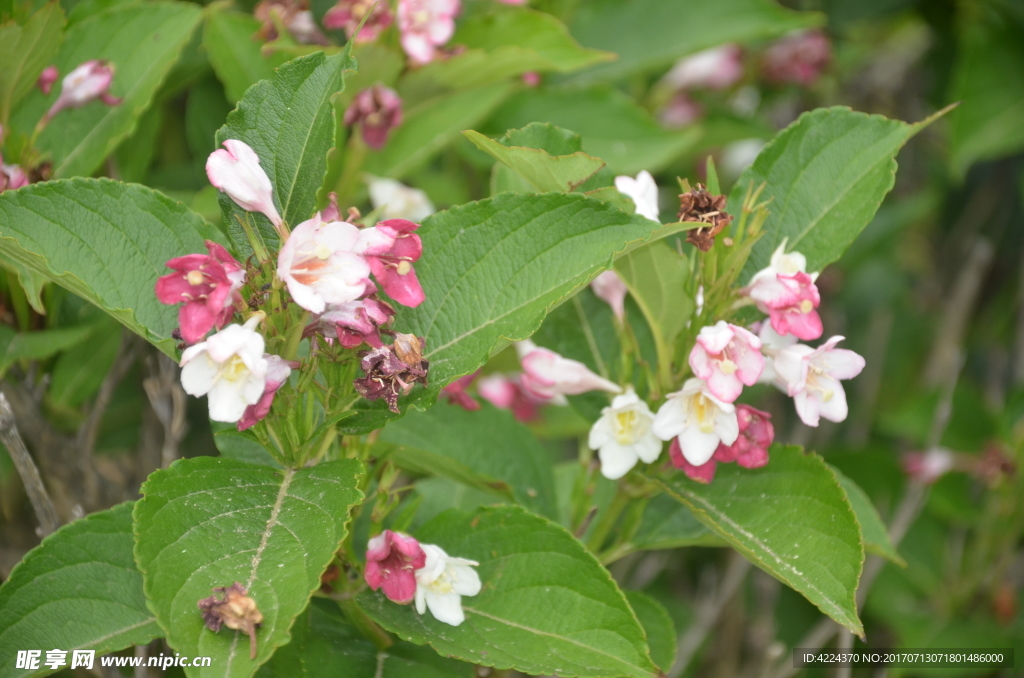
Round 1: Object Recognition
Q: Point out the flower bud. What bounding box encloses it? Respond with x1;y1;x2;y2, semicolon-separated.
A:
206;140;284;232
590;271;629;320
43;60;122;123
37;66;59;95
344;84;403;150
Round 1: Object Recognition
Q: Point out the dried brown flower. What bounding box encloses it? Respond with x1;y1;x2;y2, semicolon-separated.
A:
197;583;263;659
354;336;429;413
678;183;733;252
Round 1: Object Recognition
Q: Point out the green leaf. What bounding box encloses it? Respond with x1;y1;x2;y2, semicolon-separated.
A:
0;1;64;127
464;129;606;192
11;1;202;178
625;591;677;672
0;503;160;678
654;444;865;635
485;87;702;174
947;14;1024;175
134;457;364;678
732;106;947;281
378;402;558;519
831;466;905;566
0;178;226;355
359;505;659;678
0;322;94;376
203;8;288;104
631;494;720;551
216;49;356;253
47;316;120;408
565;0;821;84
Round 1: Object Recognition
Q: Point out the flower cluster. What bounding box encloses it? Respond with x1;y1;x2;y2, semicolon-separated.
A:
365;530;481;626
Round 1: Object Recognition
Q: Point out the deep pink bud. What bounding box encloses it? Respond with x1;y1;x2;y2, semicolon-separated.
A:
237;355;296;431
669;438;717;484
714;405;773;469
762;30;831;86
37;66;59;95
365;530;426;604
356;218;425;307
44;60;121;123
344;85;403;150
441;371;481;411
323;0;394;42
155;241;246;344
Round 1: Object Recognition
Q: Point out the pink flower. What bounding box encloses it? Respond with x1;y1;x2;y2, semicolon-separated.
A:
441;371;481;411
653;378;738;467
664;45;743;90
323;0;394;42
277;214;372;314
365;530;426;604
477;373;550;422
206;140;284;233
43;60;121;123
658;92;702;128
689;321;764;403
669;404;772;483
772;336;865;427
745;243;823;341
762;30;831;86
591;270;628;320
37;66;59;95
669;439;718;483
155;241;246;344
521;71;541;87
0;162;28;191
316;295;395;348
357;218;425;307
287;10;329;44
397;0;460;65
237;354;296;431
517;341;621;399
344;85;403;150
902;449;955;485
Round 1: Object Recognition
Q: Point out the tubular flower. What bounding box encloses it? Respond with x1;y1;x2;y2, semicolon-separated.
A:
277;214;372;314
772;336;865;427
588;388;662;480
155;241;246;344
43;60;122;123
356;218;425;307
441;371;481;411
664;44;743;90
652;378;738;467
745;242;823;340
688;321;764;403
323;0;394;42
614;171;660;222
316;295;395;348
344;85;403;150
206;140;284;232
237;355;296;431
397;0;460;65
517;340;621;399
476;373;553;421
179;316;269;423
368;177;435;221
590;270;629;320
414;543;481;626
365;530;427;604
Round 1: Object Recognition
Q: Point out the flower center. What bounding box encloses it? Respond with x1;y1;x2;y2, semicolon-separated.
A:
219;355;250;384
396;260;412;275
806;368;834;402
690;393;715;433
186;270;205;286
718;358;737;375
799;299;814;314
313;242;333;260
613;409;648;444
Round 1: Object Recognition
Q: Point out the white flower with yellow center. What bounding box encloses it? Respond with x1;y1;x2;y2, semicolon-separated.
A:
588;388;662;479
414;543;481;627
179;315;268;423
652;378;739;466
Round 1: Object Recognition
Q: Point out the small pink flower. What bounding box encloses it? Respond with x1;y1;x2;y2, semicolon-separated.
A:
518;341;621;399
664;44;743;90
357;218;425;307
477;373;549;422
689;321;764;403
316;295;395;348
762;30;831;86
155;241;246;344
902;449;955;485
772;336;865;427
206;140;284;233
237;355;296;431
323;0;394;42
521;71;541;87
43;60;122;123
669;438;718;483
37;66;59;95
745;243;822;341
277;214;372;314
658;92;702;128
591;271;628;320
668;404;772;483
344;85;403;150
441;371;481;411
0;162;28;191
365;530;426;604
397;0;460;65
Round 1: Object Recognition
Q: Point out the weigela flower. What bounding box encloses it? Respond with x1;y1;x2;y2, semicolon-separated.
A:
689;321;764;403
441;371;481;411
653;378;738;467
672;404;773;484
590;270;628;320
762;30;831;86
397;0;460;65
0;161;28;192
353;334;429;413
659;92;702;128
588;388;662;480
614;171;660;222
37;66;59;95
197;583;263;659
206;140;284;232
664;44;743;90
179;316;268;423
745;242;823;340
315;295;395;348
155;240;246;345
277;214;373;314
43;60;122;123
365;530;426;604
517;340;621;399
902;449;956;485
344;85;403;150
357;218;425;307
368;177;435;221
772;336;865;427
476;373;552;421
679;184;733;252
237;355;295;431
323;0;394;42
414;543;481;626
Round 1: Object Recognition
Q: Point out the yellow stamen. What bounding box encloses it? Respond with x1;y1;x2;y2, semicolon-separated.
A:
186;270;205;286
799;299;813;314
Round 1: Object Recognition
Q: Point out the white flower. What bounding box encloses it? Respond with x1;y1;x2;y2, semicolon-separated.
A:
414;543;481;626
772;336;865;427
368;177;435;222
179;315;268;423
614;170;659;222
652;378;738;466
588;388;662;479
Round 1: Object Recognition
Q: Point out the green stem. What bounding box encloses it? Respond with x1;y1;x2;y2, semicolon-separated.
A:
336;597;392;651
586;487;630;553
282;311;309;361
335;133;368;208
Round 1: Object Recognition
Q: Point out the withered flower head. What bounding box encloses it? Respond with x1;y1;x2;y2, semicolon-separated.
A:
197;583;263;659
354;336;429;413
678;183;733;252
